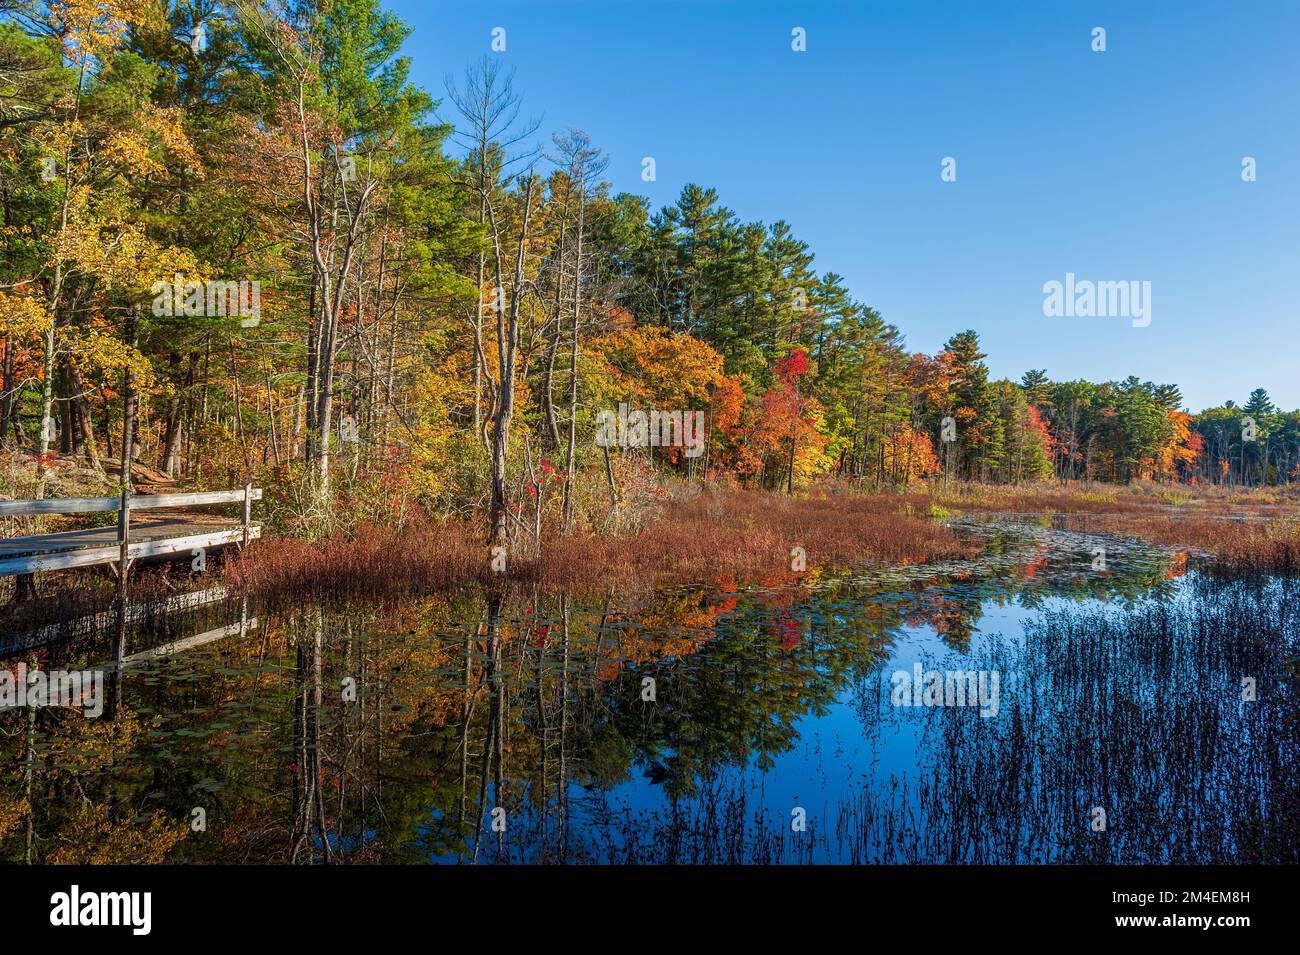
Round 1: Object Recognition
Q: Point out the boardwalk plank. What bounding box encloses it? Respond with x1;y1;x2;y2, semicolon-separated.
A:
0;518;226;556
0;523;261;576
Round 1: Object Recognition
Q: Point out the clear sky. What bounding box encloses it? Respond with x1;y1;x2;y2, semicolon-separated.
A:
387;1;1299;412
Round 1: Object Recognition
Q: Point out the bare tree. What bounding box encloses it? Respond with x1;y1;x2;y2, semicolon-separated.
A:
484;172;538;546
547;130;607;533
444;58;539;443
241;0;380;501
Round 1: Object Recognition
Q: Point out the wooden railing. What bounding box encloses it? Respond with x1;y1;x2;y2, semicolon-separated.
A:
0;486;262;579
0;486;262;517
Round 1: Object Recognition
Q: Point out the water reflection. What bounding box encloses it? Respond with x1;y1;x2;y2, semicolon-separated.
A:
2;519;1295;863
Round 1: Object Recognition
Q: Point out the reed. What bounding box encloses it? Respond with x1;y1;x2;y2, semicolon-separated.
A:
916;481;1300;575
225;488;979;601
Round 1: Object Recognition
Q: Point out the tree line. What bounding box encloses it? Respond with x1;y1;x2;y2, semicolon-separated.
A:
1;1;1292;541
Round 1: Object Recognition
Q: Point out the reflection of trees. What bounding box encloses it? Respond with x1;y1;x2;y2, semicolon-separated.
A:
1;519;1245;864
582;584;888;791
291;609;329;862
0;644;184;863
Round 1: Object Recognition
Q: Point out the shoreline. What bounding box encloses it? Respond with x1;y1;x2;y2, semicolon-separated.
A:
3;483;1296;630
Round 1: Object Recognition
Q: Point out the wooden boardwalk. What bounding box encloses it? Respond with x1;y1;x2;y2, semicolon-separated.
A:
0;488;261;579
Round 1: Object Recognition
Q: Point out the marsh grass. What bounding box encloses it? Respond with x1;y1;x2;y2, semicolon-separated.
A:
225;489;979;601
917;482;1300;575
1060;511;1300;576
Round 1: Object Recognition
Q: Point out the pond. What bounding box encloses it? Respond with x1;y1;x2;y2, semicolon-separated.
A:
2;516;1296;864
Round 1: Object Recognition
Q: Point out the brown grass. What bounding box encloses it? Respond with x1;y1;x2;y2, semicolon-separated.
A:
920;479;1300;516
1066;511;1300;575
912;480;1300;575
227;481;1300;602
225;489;979;601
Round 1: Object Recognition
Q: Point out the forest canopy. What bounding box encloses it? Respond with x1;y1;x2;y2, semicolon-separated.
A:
1;0;1294;541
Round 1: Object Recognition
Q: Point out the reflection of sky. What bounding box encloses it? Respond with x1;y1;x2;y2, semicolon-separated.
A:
542;519;1196;864
567;600;1086;861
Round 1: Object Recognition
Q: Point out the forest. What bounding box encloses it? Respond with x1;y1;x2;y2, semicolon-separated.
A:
2;0;1297;548
1;1;1297;887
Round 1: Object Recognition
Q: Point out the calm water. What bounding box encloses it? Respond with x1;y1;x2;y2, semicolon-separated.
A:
3;516;1297;864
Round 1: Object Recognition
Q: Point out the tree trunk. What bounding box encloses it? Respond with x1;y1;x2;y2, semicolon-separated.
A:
488;177;536;547
119;308;139;489
560;190;583;533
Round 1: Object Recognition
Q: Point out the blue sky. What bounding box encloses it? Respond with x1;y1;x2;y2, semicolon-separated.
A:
387;1;1300;411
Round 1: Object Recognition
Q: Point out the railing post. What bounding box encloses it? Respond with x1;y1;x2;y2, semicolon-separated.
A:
242;483;252;547
117;486;131;583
